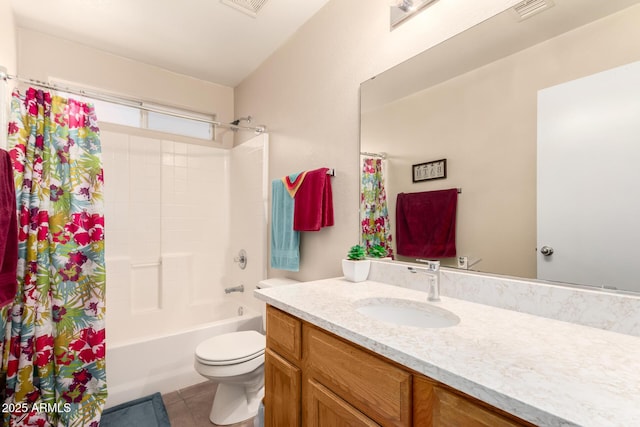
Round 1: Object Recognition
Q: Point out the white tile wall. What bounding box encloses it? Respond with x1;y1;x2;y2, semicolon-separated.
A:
229;135;269;314
131;266;160;312
101;130;266;346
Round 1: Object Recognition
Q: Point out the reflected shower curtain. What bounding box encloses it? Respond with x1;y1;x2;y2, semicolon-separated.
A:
0;88;107;426
360;157;393;257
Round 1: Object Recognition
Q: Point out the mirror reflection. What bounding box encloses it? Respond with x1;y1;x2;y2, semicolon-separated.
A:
360;0;640;293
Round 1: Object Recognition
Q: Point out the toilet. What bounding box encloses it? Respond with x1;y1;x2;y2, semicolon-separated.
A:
194;278;300;425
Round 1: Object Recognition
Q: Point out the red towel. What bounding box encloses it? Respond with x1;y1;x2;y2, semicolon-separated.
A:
293;167;334;231
396;189;457;258
0;149;18;307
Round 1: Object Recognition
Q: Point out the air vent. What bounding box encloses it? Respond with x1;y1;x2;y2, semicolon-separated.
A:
221;0;268;18
511;0;555;21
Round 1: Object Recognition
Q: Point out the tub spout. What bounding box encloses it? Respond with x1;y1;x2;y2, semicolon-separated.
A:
225;284;245;294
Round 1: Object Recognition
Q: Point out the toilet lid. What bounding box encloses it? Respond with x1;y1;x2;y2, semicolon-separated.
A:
195;330;265;364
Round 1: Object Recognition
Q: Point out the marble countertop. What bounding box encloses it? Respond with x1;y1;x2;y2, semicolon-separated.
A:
255;278;640;427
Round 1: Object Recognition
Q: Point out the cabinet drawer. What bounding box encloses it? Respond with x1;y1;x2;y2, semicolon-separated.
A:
414;375;534;427
434;386;531;427
306;379;380;427
304;325;412;426
266;306;302;362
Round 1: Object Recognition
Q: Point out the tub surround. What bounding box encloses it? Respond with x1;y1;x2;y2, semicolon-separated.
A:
255;273;640;426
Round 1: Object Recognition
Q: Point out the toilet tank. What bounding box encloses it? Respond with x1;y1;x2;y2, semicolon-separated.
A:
256;278;300;332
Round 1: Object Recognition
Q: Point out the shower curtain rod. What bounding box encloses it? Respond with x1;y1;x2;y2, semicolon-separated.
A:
360;151;387;159
0;70;267;134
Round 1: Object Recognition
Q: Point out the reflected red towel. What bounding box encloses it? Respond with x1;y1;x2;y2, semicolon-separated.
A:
293;167;334;231
396;189;457;258
0;149;18;307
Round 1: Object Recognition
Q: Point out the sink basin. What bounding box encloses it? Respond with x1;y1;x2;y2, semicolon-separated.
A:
354;298;460;328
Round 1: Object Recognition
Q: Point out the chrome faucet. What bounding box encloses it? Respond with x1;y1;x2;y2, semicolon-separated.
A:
224;284;244;294
409;260;441;302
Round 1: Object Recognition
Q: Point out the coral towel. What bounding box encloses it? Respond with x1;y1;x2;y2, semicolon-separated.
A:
396;189;457;258
293;167;334;231
0;149;18;307
282;171;308;198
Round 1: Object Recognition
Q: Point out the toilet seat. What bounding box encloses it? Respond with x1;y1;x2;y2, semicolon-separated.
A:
195;330;265;366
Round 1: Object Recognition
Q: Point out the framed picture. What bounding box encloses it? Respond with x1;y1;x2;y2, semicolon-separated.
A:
412;159;447;182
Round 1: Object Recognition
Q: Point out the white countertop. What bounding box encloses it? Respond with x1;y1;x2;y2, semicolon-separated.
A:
255;278;640;427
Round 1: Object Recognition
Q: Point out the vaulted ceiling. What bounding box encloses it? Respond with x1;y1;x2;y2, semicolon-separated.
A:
11;0;330;87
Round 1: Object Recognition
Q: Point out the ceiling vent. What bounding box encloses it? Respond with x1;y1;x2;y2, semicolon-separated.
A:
511;0;555;21
221;0;269;18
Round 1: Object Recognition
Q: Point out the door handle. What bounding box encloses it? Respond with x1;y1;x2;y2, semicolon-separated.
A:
540;246;554;256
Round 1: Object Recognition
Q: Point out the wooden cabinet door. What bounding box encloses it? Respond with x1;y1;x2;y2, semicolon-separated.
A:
306;379;381;427
264;348;301;427
304;325;412;426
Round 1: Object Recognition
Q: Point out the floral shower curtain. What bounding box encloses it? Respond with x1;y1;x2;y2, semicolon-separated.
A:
0;88;107;426
360;157;393;257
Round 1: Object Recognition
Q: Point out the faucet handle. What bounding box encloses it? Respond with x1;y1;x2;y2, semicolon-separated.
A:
416;258;440;271
234;249;247;269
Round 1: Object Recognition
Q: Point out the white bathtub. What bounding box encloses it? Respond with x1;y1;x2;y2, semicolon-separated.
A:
105;305;262;408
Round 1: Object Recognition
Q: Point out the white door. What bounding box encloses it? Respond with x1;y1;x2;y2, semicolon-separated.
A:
537;61;640;291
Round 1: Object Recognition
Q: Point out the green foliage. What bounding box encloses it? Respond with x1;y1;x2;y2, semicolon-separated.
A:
347;245;367;261
367;244;388;258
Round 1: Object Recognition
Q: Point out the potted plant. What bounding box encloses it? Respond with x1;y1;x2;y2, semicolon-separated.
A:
342;245;371;282
366;244;391;260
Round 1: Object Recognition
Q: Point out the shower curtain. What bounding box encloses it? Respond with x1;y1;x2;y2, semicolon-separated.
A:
360;157;393;257
0;88;107;426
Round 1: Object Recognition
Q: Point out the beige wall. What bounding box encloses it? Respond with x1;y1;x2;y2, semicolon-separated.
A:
235;0;521;281
0;0;16;149
362;5;640;278
16;28;235;147
0;0;16;73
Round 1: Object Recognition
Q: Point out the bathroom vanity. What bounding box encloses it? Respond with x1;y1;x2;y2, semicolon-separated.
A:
255;273;640;427
264;305;533;426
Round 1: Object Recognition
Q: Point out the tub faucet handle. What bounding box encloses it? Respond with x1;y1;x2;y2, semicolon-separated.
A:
234;249;247;270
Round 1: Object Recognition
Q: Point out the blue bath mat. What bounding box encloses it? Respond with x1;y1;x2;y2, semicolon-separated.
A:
101;392;170;427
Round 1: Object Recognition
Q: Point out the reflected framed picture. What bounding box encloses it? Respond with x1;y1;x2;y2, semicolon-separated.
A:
412;159;447;182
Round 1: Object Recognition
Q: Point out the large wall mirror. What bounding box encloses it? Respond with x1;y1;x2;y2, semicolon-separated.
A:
360;0;640;294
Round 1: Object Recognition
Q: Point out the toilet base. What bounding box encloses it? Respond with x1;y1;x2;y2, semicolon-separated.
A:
210;383;265;425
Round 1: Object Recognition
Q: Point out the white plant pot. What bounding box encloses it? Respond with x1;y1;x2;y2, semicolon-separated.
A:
342;259;371;282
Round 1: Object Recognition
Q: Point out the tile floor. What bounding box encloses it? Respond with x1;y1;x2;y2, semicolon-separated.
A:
162;380;256;427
